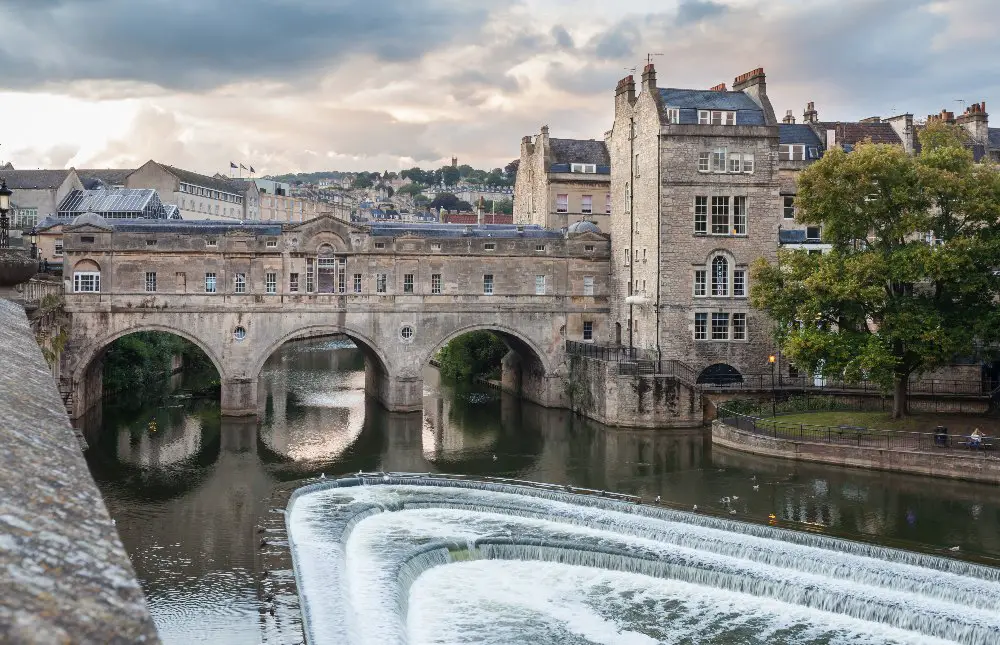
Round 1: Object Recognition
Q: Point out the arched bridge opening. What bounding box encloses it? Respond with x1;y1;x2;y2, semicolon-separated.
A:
65;327;224;426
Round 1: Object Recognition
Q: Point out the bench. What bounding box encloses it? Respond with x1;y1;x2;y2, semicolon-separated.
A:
957;440;996;451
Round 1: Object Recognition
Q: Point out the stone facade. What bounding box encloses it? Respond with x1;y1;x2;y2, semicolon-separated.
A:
513;126;611;230
127;160;247;221
58;215;611;419
608;65;783;384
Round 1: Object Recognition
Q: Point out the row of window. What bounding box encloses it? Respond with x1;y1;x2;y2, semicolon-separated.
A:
14;208;38;228
555;193;611;215
779;144;820;161
698;150;755;174
179;183;244;205
694;312;747;341
662;108;739;126
694;196;747;236
181;199;241;218
77;271;598;296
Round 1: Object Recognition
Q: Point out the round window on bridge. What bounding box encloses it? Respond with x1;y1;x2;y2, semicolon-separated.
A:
233;326;247;342
400;325;414;341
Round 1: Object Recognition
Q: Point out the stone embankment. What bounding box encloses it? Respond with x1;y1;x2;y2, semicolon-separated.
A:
0;299;160;644
713;418;1000;484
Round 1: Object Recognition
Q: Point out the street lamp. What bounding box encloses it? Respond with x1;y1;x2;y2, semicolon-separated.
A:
768;354;777;418
0;178;11;250
29;231;37;260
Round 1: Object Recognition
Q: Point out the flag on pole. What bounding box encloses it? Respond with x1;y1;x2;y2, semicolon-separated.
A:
230;162;238;169
249;166;255;174
239;163;247;170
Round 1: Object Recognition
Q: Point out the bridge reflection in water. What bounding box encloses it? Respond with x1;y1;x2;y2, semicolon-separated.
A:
79;337;1000;645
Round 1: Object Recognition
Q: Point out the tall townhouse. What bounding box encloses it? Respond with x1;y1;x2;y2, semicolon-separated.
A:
607;65;783;384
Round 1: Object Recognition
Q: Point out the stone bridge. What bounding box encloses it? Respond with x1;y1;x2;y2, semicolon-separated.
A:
58;215;611;418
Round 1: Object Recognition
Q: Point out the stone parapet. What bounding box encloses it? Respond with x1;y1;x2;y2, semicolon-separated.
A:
0;299;159;643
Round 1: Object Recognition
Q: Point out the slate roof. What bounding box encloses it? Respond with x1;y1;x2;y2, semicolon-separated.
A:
34;215;74;232
370;222;565;239
659;88;766;126
77;169;134;190
82;219;284;235
818;122;902;146
549;138;610;167
161;163;243;195
58;189;162;216
778;124;823;147
989;128;1000;149
0;169;73;190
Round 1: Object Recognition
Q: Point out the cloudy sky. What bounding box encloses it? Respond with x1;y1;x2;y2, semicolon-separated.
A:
2;0;997;176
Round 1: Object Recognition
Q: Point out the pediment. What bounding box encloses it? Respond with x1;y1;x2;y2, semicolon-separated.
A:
285;213;365;237
65;223;112;233
569;231;609;241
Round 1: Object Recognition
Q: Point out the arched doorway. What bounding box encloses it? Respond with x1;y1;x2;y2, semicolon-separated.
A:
697;363;743;386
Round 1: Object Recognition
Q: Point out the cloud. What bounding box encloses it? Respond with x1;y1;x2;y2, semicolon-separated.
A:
675;0;729;25
550;25;575;49
0;0;502;91
590;21;641;60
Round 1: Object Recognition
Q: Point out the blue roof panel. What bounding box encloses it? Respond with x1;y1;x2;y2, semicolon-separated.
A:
778;124;823;147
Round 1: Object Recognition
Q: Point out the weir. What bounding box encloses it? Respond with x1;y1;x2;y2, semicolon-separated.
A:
286;474;1000;645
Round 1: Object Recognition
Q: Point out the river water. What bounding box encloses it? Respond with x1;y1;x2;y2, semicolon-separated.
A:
80;338;1000;644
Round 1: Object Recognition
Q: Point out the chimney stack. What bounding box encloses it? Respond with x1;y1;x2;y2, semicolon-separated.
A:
641;63;656;93
957;101;989;144
782;110;796;124
731;67;776;125
803;101;818;124
709;83;727;92
615;74;636;106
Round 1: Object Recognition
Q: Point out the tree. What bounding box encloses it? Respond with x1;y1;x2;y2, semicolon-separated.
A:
436;331;509;380
504;159;520;183
351;173;374;189
430;192;472;212
397;183;424;197
441;165;461;186
751;124;1000;418
482;199;513;215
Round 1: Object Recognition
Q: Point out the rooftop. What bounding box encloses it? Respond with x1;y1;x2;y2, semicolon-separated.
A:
778;124;824;147
548;139;610;166
77;169;134;190
0;169;73;190
58;189;163;216
158;162;245;195
370;222;567;239
819;121;902;146
659;88;766;126
66;218;284;236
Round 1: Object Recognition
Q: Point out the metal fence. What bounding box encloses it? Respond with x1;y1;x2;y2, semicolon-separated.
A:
709;373;988;396
717;407;993;452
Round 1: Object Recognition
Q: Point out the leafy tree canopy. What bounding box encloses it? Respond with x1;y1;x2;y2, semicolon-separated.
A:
437;331;508;381
751;122;1000;417
430;192;473;212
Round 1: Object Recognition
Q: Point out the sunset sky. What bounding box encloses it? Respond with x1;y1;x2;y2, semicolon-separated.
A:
2;0;997;175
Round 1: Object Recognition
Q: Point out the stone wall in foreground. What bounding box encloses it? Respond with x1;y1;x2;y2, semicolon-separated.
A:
0;299;159;644
713;419;1000;484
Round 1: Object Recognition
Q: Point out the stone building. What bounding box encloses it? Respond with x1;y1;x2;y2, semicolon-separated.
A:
513;126;611;230
0;169;83;237
126;160;247;221
607;65;783;384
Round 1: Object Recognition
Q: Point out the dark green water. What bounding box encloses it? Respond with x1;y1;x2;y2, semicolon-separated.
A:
80;338;1000;644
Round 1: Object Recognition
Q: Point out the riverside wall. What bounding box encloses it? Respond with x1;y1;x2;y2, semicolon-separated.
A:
713;418;1000;484
0;299;159;644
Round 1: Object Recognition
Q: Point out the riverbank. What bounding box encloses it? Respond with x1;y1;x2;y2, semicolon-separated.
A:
713;418;1000;484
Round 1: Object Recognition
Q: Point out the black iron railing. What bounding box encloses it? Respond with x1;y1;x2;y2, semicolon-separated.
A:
717;407;995;452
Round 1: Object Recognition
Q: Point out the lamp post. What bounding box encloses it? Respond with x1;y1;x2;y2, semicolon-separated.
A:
0;178;11;250
29;230;37;260
768;354;777;418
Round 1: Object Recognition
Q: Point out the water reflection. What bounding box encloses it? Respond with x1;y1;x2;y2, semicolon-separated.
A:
80;337;1000;644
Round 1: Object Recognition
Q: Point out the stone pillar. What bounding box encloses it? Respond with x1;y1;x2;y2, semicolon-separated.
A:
366;368;423;412
221;377;258;417
501;350;523;395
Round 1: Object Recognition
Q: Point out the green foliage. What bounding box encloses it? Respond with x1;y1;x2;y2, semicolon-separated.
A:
103;332;217;394
751;130;1000;417
351;172;376;189
440;165;461;187
430;192;473;212
482;198;514;215
396;183;424;197
436;331;508;381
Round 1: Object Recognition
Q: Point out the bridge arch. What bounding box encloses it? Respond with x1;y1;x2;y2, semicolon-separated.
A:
422;323;554;376
250;324;393;380
72;324;226;382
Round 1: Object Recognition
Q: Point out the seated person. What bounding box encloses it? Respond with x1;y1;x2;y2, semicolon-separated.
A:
970;428;983;449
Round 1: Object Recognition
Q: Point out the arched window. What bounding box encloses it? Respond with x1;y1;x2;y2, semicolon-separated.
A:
73;259;101;293
711;256;728;296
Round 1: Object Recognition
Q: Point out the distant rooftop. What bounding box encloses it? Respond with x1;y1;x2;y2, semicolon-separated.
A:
0;169;73;190
58;189;164;218
77;169;134;190
549;139;610;166
778;124;824;147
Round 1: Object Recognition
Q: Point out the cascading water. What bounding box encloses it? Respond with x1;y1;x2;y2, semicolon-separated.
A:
286;475;1000;645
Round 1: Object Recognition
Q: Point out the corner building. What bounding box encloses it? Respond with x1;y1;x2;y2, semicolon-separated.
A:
607;65;782;383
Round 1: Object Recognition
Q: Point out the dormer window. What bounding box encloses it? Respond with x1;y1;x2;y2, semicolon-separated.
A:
698;110;736;126
779;144;806;161
570;163;596;173
665;107;680;124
